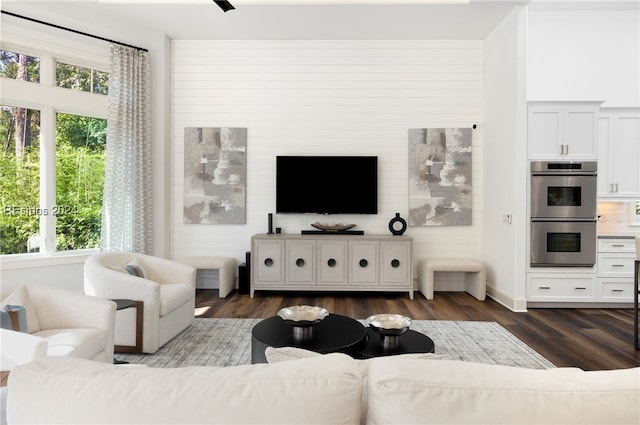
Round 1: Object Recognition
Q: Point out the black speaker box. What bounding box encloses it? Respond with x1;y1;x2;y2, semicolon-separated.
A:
238;252;250;295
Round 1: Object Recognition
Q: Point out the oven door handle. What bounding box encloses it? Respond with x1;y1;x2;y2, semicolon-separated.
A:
530;218;598;223
531;172;598;177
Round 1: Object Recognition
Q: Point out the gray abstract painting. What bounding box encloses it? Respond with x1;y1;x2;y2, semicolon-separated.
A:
183;127;246;224
408;128;472;226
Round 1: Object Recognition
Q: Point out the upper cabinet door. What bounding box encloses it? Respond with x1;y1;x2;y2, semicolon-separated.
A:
563;105;599;159
528;102;601;160
528;104;562;160
598;108;640;199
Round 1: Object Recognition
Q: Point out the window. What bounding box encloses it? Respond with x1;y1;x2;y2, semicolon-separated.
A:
0;50;40;82
55;113;107;251
0;45;108;257
0;106;41;254
56;62;108;95
630;201;640;227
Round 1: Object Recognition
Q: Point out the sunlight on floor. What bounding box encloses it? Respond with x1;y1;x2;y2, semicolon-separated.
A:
195;306;212;317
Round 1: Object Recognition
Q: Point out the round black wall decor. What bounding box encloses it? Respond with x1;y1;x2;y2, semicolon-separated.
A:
388;212;407;236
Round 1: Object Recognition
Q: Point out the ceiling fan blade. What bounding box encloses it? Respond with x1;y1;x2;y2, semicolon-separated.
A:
213;1;235;12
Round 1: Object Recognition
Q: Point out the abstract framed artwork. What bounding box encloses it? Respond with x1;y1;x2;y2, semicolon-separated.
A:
408;128;472;226
183;127;247;224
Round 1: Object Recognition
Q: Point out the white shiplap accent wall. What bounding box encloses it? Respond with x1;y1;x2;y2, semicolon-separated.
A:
172;40;484;282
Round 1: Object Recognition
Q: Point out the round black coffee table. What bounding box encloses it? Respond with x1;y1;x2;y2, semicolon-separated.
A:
356;328;435;358
251;314;367;363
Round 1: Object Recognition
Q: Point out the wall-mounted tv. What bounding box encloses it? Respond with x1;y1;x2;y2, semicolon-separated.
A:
276;156;378;215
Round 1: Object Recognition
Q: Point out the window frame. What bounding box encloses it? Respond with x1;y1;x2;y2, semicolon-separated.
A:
1;31;109;265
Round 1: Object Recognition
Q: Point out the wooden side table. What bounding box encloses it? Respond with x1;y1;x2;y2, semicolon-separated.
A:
112;299;144;353
634;261;639;350
1;371;9;387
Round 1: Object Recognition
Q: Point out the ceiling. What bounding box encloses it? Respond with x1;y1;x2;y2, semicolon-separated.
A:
3;0;529;40
2;1;637;41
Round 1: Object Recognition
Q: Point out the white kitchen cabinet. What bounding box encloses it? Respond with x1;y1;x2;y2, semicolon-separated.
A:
528;101;601;160
526;238;637;304
597;253;636;278
597;109;640;199
526;272;596;302
596;237;636;302
251;234;413;298
599;279;635;302
597;238;638;254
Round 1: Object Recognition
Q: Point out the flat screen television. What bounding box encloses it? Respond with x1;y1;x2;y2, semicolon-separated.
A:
276;156;378;215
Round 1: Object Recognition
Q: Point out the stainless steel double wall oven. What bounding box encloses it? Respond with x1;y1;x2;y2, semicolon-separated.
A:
530;161;598;267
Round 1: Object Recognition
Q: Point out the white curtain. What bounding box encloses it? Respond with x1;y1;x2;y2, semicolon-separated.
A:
101;44;152;254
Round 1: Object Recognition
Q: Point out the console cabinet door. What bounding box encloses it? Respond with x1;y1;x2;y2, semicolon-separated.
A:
286;240;315;284
349;241;378;285
253;239;284;284
317;240;347;285
380;241;411;286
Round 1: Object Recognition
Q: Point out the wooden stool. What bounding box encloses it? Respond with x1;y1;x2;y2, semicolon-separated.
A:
418;258;486;301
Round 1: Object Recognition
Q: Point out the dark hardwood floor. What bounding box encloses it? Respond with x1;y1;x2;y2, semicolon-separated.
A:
195;289;640;371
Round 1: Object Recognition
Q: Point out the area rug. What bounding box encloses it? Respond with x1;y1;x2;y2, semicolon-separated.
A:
115;318;555;369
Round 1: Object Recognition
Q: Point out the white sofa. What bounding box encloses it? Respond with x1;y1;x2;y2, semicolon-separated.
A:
6;354;639;424
0;283;116;370
84;252;197;353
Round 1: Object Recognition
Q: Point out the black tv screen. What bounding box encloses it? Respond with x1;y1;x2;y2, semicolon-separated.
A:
276;156;378;214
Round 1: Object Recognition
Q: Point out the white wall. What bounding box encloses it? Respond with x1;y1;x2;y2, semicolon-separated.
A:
172;40;485;281
483;6;529;311
527;10;640;107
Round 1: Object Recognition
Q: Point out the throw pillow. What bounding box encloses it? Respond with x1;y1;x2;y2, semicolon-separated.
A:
0;286;40;334
124;258;147;279
0;305;28;332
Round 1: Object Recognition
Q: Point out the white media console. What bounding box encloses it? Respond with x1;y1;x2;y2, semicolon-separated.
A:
250;233;413;299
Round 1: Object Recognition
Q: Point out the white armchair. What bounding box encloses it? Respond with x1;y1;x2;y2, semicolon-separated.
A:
0;283;116;370
84;252;197;353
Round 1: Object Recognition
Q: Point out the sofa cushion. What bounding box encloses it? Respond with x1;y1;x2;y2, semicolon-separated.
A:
265;346;451;425
159;284;193;316
366;357;640;425
0;329;48;370
8;354;362;424
0;286;40;333
265;346;450;369
33;328;108;360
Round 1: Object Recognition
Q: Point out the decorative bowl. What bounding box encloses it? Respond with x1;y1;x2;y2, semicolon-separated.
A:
311;222;356;232
364;314;412;336
277;305;329;327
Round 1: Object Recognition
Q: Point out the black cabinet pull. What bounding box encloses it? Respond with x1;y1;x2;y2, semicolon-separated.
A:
296;258;305;267
264;258;273;267
359;259;368;268
327;258;336;267
391;259;400;268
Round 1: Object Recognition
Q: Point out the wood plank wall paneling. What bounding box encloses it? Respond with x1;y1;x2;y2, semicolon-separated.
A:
172;40;484;275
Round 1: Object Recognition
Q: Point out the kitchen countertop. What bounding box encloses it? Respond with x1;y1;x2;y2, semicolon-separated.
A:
598;233;639;239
